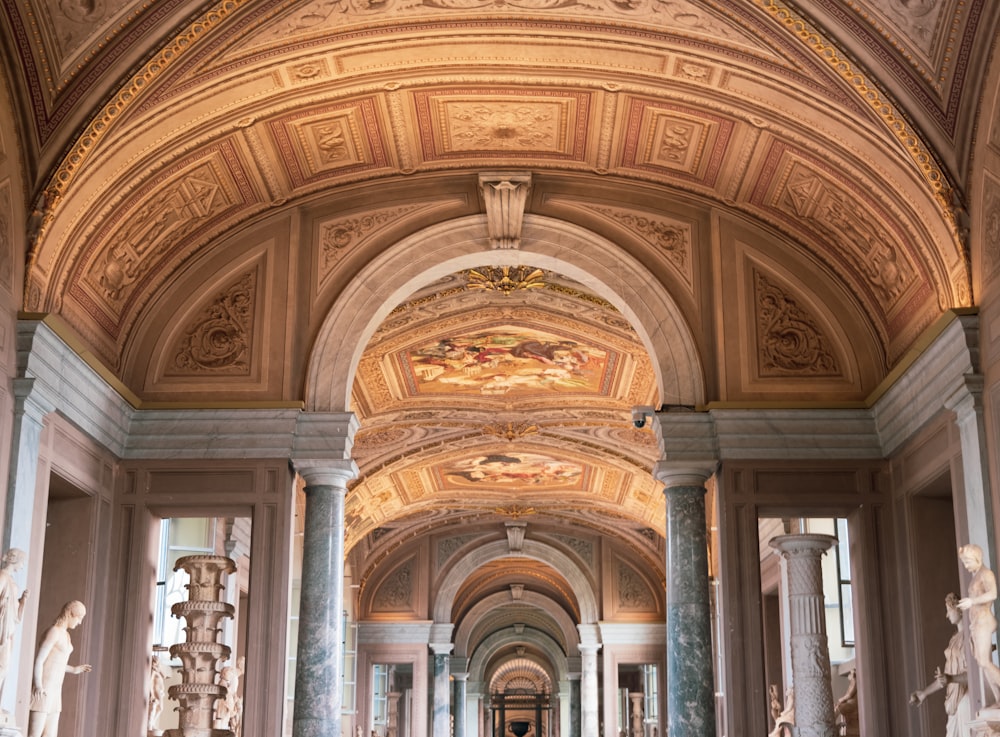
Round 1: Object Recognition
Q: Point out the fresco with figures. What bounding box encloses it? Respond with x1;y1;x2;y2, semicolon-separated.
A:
399;327;614;397
435;452;587;490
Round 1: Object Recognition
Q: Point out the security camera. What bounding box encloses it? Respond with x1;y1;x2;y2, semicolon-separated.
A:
631;406;655;429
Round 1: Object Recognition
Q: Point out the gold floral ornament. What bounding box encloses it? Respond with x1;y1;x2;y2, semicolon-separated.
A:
466;266;546;295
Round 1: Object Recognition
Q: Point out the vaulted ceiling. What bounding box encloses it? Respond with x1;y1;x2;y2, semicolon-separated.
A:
1;0;996;545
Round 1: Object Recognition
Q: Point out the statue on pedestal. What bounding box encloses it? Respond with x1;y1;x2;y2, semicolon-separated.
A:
909;592;970;737
27;600;91;737
0;549;28;721
148;655;167;736
958;544;1000;707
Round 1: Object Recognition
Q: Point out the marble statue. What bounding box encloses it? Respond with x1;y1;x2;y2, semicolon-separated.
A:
27;600;92;737
768;684;781;725
216;655;245;737
0;548;27;715
910;592;971;737
767;687;794;737
958;543;1000;707
834;668;859;737
148;655;166;736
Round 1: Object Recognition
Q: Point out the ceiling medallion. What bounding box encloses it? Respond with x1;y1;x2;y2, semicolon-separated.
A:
466;266;546;295
482;421;539;441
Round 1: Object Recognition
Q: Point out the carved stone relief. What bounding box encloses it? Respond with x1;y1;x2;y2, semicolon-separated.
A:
318;205;424;277
170;271;256;375
623;99;732;185
0;182;11;291
271;100;388;185
445;101;563;153
372;558;414;611
590;206;690;278
754;271;839;377
288;59;331;83
773;157;915;309
616;559;655;610
83;157;239;313
983;175;1000;286
550;533;594;568
436;535;477;571
253;0;760;47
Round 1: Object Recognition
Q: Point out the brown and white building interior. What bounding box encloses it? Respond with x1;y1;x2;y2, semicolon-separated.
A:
1;0;1000;735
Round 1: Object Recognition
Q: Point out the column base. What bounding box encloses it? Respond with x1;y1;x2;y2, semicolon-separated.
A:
0;709;21;737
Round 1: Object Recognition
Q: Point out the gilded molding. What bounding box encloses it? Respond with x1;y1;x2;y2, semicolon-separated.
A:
754;0;959;231
38;0;249;217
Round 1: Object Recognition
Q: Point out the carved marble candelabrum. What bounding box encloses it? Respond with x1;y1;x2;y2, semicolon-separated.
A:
164;554;237;737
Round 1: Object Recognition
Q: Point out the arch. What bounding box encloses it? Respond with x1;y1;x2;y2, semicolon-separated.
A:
432;540;599;624
469;627;570;685
306;214;705;412
453;590;581;658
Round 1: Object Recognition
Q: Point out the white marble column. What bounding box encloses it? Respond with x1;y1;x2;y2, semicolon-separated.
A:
431;637;454;737
453;671;469;737
946;377;997;568
769;534;838;737
292;461;358;737
578;643;600;737
1;381;48;725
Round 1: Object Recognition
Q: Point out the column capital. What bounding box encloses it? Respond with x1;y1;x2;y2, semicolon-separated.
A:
294;460;358;489
653;461;716;489
769;533;837;558
430;642;454;656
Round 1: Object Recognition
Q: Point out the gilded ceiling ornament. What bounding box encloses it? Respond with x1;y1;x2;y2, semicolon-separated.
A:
466;265;546;295
482;421;539;441
494;505;536;519
754;272;839;377
173;271;256;374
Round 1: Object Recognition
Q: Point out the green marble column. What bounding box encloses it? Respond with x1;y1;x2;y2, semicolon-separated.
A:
662;476;716;737
292;465;356;737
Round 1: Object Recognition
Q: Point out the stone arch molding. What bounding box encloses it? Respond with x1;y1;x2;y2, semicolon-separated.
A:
470;628;569;685
432;540;599;625
454;589;580;657
306;214;705;411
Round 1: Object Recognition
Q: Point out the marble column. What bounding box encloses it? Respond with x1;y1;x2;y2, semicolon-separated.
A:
769;534;838;737
578;644;600;737
568;674;581;737
431;642;454;737
453;672;469;737
655;465;716;737
1;380;48;724
292;462;357;737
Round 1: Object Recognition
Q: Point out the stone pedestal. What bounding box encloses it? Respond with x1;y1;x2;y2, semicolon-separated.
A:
164;555;237;737
971;707;1000;736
